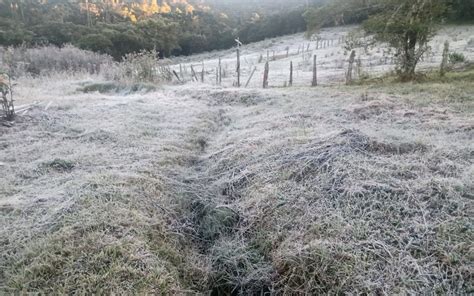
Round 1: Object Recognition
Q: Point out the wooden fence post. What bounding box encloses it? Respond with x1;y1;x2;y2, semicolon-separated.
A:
173;70;182;83
263;61;269;88
236;48;241;87
190;65;198;82
356;58;362;79
440;40;449;77
289;61;293;87
245;66;257;88
201;61;205;83
346;50;356;85
312;55;317;87
218;57;222;85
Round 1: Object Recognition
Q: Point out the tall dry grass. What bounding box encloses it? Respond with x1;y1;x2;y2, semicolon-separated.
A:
0;44;113;77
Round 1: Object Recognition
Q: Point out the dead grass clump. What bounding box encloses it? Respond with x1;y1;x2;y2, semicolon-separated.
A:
274;241;363;294
182;89;272;106
75;129;118;144
449;121;474;133
282;129;369;182
78;82;156;94
280;129;424;182
208;239;273;295
220;172;255;200
79;82;118;93
188;200;240;246
367;140;428;155
42;158;75;172
349;99;395;120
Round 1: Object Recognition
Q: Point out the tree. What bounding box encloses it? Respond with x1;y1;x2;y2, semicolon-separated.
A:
363;0;447;81
77;34;113;54
136;18;180;57
447;0;474;22
108;30;144;60
305;0;449;81
304;0;379;37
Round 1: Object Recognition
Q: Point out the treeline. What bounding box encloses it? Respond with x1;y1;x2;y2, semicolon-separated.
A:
0;0;311;60
304;0;474;35
238;9;307;44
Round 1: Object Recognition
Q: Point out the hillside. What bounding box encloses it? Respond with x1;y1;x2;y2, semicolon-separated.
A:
1;24;473;294
169;25;474;86
0;0;315;58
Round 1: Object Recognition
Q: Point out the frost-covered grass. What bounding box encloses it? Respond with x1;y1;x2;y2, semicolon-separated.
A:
169;25;474;88
1;26;473;294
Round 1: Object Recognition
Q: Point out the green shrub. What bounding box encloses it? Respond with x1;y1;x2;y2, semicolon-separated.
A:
449;52;466;64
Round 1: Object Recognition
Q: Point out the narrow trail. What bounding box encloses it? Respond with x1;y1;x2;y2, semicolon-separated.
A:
160;88;273;294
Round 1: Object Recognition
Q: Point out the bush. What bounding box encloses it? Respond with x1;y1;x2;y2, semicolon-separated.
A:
0;44;113;76
106;50;160;84
449;52;466;64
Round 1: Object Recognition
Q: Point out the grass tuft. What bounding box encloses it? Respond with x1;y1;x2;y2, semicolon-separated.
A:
79;82;157;94
42;159;75;172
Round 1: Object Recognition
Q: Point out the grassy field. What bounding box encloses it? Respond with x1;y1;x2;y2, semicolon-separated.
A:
170;25;474;88
1;26;473;294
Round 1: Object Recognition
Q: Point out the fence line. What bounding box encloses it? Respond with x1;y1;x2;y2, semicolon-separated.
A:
169;36;447;88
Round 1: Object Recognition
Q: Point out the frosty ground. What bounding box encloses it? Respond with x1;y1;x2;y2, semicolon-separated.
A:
170;25;474;87
0;26;473;294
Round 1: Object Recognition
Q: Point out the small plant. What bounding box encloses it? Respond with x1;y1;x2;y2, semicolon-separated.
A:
343;29;374;55
468;38;474;48
0;72;15;121
449;52;466;64
120;50;160;83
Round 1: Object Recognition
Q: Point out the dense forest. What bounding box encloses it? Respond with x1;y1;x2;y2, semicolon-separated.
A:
0;0;323;59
